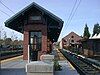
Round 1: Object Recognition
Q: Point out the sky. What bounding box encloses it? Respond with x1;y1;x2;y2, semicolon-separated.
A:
0;0;100;41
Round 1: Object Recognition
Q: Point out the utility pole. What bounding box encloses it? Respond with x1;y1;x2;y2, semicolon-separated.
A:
11;31;14;51
2;31;7;46
3;31;7;40
0;26;3;39
11;31;14;41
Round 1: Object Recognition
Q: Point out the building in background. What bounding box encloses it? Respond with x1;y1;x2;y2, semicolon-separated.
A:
82;33;100;57
62;32;82;49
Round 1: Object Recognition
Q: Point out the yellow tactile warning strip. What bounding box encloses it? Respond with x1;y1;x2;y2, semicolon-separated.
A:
56;49;75;70
1;55;23;64
68;61;75;70
57;49;66;60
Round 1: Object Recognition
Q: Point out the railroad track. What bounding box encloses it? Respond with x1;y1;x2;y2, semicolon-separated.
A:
60;49;100;75
0;53;23;60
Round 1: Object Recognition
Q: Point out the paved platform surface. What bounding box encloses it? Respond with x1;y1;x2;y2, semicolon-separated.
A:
0;56;27;75
0;49;79;75
54;61;79;75
53;48;79;75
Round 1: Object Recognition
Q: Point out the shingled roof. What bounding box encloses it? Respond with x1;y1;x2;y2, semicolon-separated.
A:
5;2;63;27
5;2;64;42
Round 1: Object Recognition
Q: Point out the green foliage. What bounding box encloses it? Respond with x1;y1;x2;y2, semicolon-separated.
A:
5;38;12;45
0;38;23;46
83;24;90;39
92;23;100;36
0;39;4;45
53;59;62;71
63;45;71;50
83;42;88;49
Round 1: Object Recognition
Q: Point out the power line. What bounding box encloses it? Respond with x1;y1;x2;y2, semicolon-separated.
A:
65;0;78;28
61;0;78;38
0;1;15;14
60;0;78;37
67;0;81;27
65;0;81;30
0;9;10;17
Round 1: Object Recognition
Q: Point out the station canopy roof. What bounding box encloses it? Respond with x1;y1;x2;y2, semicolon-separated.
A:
90;33;100;39
5;2;63;42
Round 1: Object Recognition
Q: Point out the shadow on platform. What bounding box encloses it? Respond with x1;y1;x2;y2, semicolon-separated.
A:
0;68;26;75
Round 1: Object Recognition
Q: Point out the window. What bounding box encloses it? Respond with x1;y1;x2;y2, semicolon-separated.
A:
30;16;41;21
71;36;74;38
29;31;42;51
71;40;74;43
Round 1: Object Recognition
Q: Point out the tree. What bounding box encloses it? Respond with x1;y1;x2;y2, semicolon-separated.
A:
83;24;90;39
18;40;23;46
0;39;4;45
92;23;100;36
4;38;12;45
3;31;7;40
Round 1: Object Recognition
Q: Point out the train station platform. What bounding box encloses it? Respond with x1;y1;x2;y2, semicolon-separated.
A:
53;48;79;75
1;55;27;75
1;49;79;75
